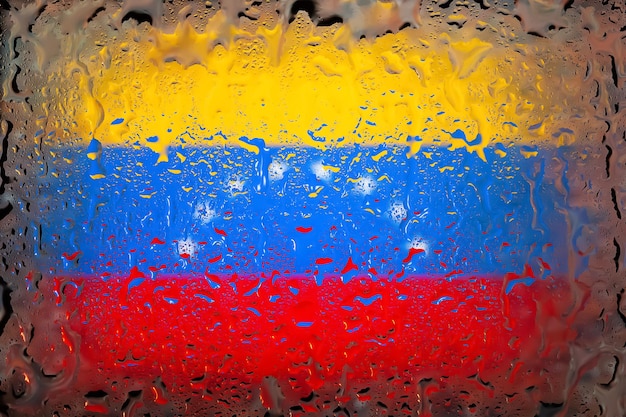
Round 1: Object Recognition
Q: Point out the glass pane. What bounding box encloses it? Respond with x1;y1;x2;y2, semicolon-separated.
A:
1;0;624;415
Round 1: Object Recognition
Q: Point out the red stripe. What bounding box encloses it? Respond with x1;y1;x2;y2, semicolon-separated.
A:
48;273;576;398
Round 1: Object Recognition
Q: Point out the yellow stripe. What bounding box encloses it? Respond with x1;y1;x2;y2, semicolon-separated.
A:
49;12;578;161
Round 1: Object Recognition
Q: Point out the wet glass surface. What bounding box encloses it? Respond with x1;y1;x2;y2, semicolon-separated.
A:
0;0;625;415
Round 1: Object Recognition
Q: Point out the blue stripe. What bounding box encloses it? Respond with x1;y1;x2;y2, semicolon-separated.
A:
43;142;579;277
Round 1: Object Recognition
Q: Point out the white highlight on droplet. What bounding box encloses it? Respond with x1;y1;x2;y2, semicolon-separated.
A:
228;176;245;193
409;236;428;254
193;201;216;224
268;160;288;181
311;161;332;181
177;238;198;258
354;176;377;195
389;201;407;223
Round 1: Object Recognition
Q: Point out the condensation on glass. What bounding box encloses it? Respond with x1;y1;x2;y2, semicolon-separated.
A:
0;0;625;416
